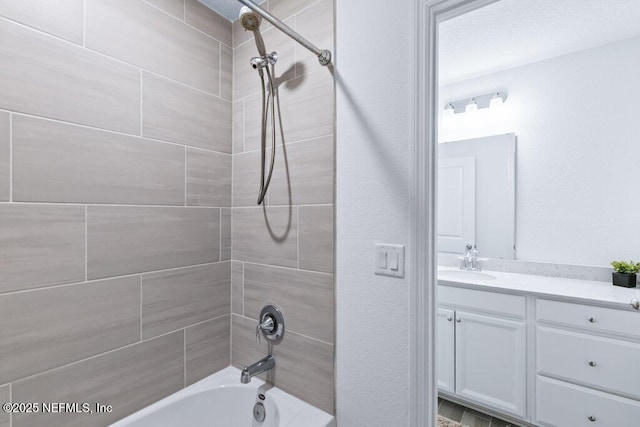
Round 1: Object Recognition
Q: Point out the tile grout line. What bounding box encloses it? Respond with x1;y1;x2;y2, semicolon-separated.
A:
296;206;300;269
8;113;12;203
0;260;233;298
235;313;334;347
241;262;245;316
11;328;189;385
139;69;143;136
139;276;143;342
0;15;229;102
3;110;233;157
84;205;88;282
2;201;232;209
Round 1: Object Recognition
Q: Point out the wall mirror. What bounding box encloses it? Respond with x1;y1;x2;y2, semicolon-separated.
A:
437;0;640;268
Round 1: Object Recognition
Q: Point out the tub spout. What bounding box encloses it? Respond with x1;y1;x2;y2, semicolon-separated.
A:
240;355;275;384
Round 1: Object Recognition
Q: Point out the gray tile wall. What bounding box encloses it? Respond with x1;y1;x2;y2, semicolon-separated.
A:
231;0;336;414
0;1;232;425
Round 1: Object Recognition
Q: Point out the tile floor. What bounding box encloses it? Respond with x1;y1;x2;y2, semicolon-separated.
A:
438;398;517;427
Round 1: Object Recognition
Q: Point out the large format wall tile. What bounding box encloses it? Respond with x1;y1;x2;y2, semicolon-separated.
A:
243;72;334;151
0;112;8;201
232;149;265;207
185;0;232;47
231;261;244;315
88;206;219;279
13;332;184;427
13;115;185;205
0;277;139;385
144;0;184;19
185;316;230;386
232;207;298;268
269;135;334;205
232;315;334;414
244;263;333;342
141;262;230;339
0;18;140;134
0;204;85;293
299;205;334;273
186;148;232;207
142;73;231;152
0;0;84;44
221;208;232;260
278;69;334;143
221;44;233;101
233;100;245;153
86;0;220;95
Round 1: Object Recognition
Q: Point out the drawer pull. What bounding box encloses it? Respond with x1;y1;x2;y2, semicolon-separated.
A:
588;361;597;367
631;299;640;310
588;317;596;323
446;316;452;322
456;318;461;323
588;415;596;422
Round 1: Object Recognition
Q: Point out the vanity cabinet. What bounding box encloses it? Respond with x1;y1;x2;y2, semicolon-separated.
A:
535;299;640;427
437;308;455;394
438;286;527;419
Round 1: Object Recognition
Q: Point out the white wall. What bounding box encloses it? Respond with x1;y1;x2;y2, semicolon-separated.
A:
440;36;640;267
335;0;414;425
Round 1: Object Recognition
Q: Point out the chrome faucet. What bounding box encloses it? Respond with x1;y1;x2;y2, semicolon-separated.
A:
460;244;483;271
240;355;275;384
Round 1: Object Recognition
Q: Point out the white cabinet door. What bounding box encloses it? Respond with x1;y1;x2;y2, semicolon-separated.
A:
437;308;456;394
455;311;526;418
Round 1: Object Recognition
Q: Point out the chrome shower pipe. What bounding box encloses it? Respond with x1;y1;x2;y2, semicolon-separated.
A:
237;0;332;66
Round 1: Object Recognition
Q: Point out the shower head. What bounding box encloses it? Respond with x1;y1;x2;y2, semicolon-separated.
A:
239;6;262;31
239;6;267;59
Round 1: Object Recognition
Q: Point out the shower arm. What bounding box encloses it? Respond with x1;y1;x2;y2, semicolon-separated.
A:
237;0;332;66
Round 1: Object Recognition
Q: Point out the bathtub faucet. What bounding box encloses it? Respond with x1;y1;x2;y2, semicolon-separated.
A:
240;355;275;384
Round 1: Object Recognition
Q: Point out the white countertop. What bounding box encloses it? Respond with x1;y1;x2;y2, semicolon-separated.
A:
438;266;640;311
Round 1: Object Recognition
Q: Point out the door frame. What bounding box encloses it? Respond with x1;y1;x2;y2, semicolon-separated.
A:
410;0;502;425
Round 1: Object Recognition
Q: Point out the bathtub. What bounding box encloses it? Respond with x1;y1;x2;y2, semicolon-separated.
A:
110;366;335;427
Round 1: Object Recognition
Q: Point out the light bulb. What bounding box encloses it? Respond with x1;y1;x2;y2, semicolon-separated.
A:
490;93;503;109
443;103;455;117
465;98;478;113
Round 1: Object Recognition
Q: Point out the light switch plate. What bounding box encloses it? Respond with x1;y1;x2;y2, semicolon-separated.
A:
375;244;405;278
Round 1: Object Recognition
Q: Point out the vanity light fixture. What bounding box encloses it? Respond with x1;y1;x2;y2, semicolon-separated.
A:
465;98;478;113
444;91;507;114
489;92;504;108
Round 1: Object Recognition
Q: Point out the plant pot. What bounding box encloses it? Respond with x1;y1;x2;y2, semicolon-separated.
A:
612;272;637;288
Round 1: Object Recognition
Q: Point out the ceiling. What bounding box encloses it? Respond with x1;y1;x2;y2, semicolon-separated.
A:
439;0;640;85
199;0;266;21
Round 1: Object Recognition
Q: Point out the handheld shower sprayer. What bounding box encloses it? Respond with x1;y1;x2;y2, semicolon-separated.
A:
239;6;278;206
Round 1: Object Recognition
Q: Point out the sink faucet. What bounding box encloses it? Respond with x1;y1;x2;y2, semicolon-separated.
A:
460;244;482;271
240;355;275;384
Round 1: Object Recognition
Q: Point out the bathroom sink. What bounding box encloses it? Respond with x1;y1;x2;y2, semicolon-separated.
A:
438;270;497;282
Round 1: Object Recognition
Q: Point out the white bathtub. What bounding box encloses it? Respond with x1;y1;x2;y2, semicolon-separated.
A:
110;367;335;427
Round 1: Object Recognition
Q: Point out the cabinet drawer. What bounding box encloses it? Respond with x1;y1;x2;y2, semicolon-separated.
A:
537;376;640;427
439;286;525;318
537;326;640;399
537;299;640;340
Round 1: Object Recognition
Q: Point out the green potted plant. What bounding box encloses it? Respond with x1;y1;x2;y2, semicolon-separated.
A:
610;261;640;288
